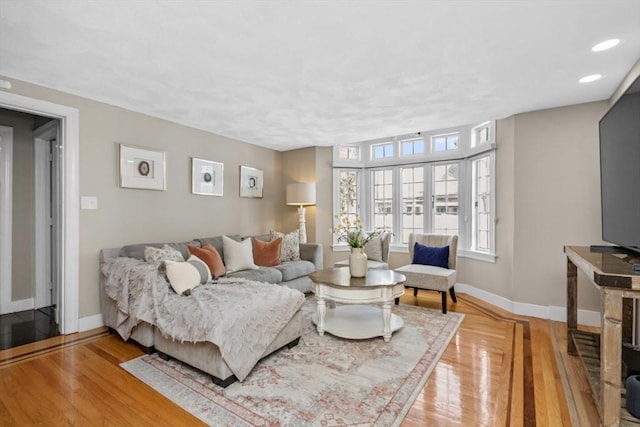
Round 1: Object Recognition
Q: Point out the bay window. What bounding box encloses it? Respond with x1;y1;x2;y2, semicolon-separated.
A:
333;121;496;261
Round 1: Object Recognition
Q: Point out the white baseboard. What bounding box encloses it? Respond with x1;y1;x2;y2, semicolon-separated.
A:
78;313;104;332
0;298;34;315
456;283;601;327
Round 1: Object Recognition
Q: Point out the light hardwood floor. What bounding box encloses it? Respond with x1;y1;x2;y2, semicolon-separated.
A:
0;292;598;426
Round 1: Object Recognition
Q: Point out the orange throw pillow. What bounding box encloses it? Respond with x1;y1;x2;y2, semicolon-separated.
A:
188;244;226;279
252;237;282;267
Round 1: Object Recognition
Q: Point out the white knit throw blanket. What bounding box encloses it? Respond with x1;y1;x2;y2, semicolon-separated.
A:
101;258;305;380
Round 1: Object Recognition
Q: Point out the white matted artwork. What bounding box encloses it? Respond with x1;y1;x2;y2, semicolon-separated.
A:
119;144;166;191
239;166;263;198
192;158;223;196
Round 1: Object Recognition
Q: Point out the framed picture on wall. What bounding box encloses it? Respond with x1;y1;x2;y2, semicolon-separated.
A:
192;158;224;196
239;165;263;198
119;143;166;190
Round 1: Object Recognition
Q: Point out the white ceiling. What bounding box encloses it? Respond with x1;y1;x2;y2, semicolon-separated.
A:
1;1;639;151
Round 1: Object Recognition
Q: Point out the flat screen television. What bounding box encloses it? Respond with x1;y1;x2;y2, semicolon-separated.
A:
599;74;640;254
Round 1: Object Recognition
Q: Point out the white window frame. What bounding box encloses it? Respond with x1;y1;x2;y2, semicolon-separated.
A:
332;121;496;261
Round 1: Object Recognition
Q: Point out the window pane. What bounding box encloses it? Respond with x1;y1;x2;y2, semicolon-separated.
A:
432;162;459;235
401;166;424;243
338;171;358;217
348;146;359;160
402;143;412;156
432;134;459;153
415;140;425;154
473;156;491;252
373;168;393;231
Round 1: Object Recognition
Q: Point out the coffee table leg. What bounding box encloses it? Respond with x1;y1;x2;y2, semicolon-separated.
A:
382;302;392;342
317;298;326;336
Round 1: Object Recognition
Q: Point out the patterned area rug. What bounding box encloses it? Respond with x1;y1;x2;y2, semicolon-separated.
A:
121;298;464;426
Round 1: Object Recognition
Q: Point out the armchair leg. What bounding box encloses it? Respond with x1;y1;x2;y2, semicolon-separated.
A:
449;286;457;303
413;288;418;297
394;297;400;305
441;292;447;314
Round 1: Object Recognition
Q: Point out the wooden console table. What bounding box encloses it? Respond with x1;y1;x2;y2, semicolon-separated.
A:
565;246;640;426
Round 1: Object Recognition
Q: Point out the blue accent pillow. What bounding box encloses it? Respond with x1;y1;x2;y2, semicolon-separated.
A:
412;242;449;268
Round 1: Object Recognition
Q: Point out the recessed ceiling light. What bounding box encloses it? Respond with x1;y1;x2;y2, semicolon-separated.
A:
592;39;620;52
579;74;602;83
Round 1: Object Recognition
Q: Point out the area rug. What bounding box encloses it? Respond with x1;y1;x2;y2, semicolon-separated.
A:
121;298;464;426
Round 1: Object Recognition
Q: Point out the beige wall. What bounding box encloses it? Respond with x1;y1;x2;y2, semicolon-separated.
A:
1;108;36;302
2;75;284;318
512;101;607;310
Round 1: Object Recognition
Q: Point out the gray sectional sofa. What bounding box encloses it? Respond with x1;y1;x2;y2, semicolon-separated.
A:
99;233;323;386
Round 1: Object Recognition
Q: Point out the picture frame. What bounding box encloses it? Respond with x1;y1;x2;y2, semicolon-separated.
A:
119;144;166;191
192;158;224;196
239;165;263;198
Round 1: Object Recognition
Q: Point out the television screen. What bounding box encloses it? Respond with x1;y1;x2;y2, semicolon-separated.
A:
599;74;640;252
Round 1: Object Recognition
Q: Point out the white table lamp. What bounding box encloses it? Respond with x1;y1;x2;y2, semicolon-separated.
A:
286;183;316;244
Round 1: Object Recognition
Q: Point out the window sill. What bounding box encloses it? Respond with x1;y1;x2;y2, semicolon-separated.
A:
457;249;496;263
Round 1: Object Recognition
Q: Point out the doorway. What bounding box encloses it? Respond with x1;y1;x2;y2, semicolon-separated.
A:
0;111;62;349
0;90;79;338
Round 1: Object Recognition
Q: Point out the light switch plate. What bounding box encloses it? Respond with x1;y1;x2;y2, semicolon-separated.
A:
81;196;98;210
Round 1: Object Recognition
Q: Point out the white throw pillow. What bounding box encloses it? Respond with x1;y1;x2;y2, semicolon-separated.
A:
164;260;201;295
222;235;258;273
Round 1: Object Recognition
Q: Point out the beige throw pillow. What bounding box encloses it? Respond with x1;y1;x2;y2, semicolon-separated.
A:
144;244;185;264
222;235;258;273
270;230;300;262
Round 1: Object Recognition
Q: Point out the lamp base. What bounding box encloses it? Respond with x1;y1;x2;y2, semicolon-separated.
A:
298;206;307;244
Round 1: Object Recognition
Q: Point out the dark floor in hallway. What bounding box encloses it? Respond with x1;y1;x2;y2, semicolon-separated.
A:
0;306;59;350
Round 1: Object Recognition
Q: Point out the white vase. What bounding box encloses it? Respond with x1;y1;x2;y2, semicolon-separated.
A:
349;247;368;278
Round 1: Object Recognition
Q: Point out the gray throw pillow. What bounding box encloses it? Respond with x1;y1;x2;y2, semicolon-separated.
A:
364;235;383;262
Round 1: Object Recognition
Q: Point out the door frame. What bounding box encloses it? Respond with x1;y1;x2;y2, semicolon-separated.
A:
0;126;13;313
0;91;79;334
34;120;59;310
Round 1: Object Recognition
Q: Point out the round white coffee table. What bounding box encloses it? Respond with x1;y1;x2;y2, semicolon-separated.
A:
309;267;406;342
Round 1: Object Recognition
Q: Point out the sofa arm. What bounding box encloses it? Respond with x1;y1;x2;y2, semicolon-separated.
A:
300;243;323;271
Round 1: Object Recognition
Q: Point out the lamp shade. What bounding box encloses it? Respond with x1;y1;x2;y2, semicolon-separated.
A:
286;183;316;206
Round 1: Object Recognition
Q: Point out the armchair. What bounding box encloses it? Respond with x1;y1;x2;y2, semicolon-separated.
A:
394;233;458;313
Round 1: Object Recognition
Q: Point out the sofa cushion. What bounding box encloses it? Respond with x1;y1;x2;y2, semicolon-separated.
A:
144;245;185;264
276;260;315;282
252;237;282;267
120;240;198;261
196;235;241;262
188;244;226;279
227;267;283;284
223;235;257;273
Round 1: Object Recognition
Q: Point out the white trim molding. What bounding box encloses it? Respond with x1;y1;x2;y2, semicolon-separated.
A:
0;91;80;334
0;125;13;314
455;282;601;327
78;313;104;332
0;298;34;315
